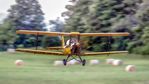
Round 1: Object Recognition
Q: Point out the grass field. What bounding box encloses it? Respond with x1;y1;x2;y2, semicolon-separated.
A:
0;52;149;84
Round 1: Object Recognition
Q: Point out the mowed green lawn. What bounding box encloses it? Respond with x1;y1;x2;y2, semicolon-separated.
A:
0;52;149;84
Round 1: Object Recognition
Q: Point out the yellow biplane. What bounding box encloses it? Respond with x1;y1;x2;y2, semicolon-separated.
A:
16;30;130;66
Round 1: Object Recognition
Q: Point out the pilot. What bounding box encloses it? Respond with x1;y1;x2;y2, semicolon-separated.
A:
65;38;78;47
65;38;81;54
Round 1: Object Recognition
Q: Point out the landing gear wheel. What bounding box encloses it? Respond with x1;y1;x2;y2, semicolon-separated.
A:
82;59;86;66
63;59;67;66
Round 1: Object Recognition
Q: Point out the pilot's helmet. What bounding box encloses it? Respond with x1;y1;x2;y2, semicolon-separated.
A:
76;42;80;46
66;38;78;45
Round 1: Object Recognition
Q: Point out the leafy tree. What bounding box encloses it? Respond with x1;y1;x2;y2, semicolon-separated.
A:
0;20;16;51
41;18;64;48
41;36;61;48
63;0;142;51
63;0;92;32
64;0;142;32
7;0;45;48
7;0;45;30
142;27;149;45
126;0;149;54
49;17;64;32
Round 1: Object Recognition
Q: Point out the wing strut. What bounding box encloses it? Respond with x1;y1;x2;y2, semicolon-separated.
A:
35;33;39;50
107;34;112;56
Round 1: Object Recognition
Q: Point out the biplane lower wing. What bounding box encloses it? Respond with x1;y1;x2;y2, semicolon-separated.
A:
16;30;130;36
16;49;64;55
16;48;128;56
47;47;64;50
82;51;128;56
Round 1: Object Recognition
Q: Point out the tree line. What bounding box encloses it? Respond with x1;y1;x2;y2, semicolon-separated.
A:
0;0;149;55
0;0;62;51
63;0;149;55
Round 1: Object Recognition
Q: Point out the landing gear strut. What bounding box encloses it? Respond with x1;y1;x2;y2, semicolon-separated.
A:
63;56;86;66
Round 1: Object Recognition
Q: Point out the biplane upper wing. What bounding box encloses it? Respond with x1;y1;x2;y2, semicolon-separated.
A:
80;32;130;36
16;30;130;36
16;30;69;36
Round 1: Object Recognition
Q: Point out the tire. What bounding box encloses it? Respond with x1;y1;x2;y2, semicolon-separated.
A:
82;59;86;66
63;59;67;66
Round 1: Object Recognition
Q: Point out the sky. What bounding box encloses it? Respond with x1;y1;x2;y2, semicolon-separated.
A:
0;0;69;22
